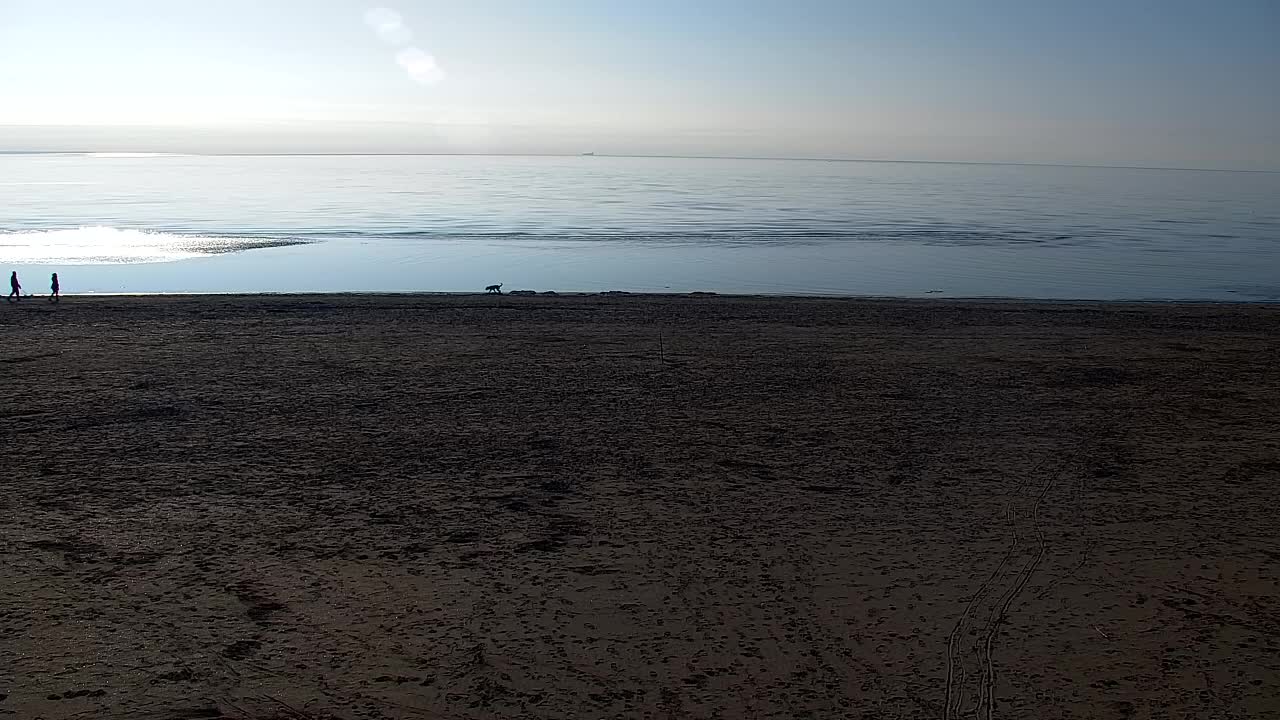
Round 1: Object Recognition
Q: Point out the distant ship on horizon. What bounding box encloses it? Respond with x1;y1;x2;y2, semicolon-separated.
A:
581;152;595;156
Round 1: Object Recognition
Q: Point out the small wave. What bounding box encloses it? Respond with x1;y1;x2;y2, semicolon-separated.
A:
0;181;101;186
0;227;308;264
310;227;1107;248
84;153;195;159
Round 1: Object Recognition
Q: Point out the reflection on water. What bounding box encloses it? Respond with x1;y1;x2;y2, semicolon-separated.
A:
0;227;308;264
1;154;1277;300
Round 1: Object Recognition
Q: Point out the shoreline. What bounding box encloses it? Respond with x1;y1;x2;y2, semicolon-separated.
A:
9;290;1280;306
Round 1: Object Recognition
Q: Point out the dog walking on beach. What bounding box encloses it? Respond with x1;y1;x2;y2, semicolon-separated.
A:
485;283;503;294
49;273;60;303
7;271;20;302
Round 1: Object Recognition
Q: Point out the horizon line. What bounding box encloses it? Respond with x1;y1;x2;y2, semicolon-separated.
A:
0;150;1275;174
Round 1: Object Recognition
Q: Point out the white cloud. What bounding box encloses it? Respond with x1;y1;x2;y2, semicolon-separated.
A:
363;7;412;46
365;7;444;86
396;48;445;86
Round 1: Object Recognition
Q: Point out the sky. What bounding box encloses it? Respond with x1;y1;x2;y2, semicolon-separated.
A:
1;0;1278;169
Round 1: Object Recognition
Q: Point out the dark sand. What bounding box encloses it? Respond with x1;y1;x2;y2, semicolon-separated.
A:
2;294;1278;719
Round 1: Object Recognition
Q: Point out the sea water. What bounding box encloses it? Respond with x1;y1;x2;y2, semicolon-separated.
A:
1;153;1277;299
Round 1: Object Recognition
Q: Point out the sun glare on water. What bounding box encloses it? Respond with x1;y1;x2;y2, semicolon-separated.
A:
0;227;303;265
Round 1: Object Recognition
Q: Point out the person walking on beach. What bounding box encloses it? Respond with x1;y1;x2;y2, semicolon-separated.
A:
7;271;20;302
49;273;60;303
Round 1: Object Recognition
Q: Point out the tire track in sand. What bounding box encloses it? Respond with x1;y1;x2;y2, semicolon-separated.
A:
944;430;1098;720
975;458;1062;720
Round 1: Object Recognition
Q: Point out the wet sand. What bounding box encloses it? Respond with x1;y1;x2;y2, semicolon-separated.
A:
2;294;1278;719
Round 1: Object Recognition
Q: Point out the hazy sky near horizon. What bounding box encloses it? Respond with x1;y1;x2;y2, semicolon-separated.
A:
1;0;1278;169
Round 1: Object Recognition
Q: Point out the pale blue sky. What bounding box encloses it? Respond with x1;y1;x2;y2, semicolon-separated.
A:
1;0;1277;168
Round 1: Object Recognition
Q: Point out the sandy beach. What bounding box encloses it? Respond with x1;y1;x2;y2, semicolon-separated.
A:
1;293;1278;719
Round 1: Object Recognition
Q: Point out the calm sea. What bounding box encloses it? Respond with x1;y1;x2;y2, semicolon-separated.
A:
2;153;1278;300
